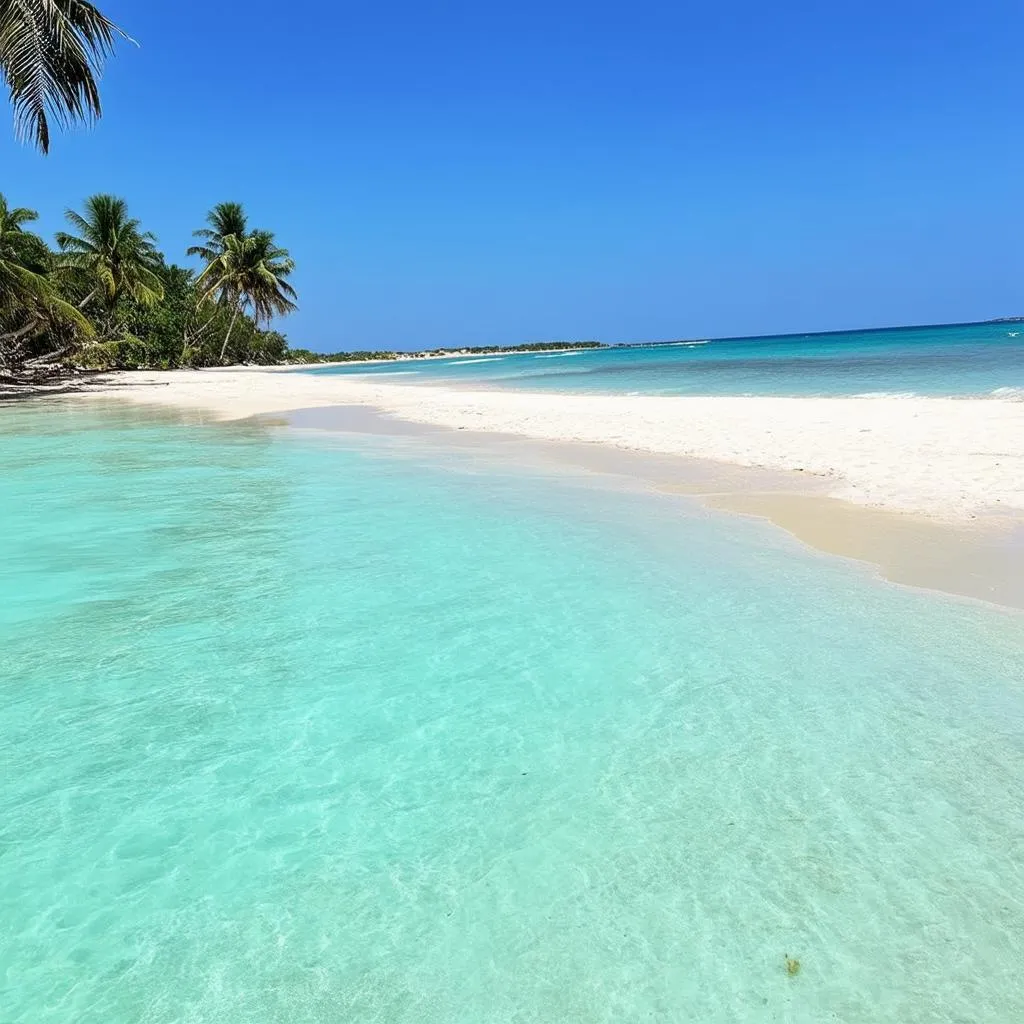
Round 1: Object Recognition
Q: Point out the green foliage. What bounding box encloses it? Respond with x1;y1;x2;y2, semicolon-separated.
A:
1;194;91;373
0;191;298;377
116;262;291;368
0;0;129;153
2;189;605;379
57;194;165;308
283;348;327;363
187;202;247;265
74;334;156;370
1;196;53;316
304;350;399;362
425;341;604;354
195;225;298;363
249;329;288;364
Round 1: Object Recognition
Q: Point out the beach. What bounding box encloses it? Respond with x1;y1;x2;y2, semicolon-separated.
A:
8;0;1024;1015
91;368;1024;519
8;1;1024;1017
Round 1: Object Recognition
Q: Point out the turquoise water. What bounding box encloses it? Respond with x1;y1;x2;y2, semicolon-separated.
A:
309;321;1024;397
3;402;1024;1022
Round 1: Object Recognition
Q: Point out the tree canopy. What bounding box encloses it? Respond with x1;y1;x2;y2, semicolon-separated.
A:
1;191;298;382
57;194;165;309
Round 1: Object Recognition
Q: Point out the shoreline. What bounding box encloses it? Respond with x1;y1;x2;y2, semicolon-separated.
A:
282;405;1024;611
63;367;1024;609
76;368;1024;518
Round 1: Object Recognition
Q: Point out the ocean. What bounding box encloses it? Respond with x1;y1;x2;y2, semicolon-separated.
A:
308;321;1024;398
3;400;1023;1022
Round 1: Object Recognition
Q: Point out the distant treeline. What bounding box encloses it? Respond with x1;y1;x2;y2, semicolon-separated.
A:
286;341;605;363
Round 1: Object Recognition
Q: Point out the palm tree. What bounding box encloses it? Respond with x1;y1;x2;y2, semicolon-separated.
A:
197;229;297;363
56;194;164;311
0;0;129;153
1;194;49;309
187;202;248;265
1;193;90;368
180;203;248;363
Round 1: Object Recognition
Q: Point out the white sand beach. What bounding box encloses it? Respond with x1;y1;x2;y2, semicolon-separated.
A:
89;368;1024;521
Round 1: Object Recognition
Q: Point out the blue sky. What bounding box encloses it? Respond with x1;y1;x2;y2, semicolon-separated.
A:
3;0;1023;350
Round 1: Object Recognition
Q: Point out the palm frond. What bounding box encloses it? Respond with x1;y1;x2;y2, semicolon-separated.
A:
56;192;164;306
0;0;131;152
1;189;93;349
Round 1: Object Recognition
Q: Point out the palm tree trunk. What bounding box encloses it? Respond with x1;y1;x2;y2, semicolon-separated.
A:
0;318;44;375
219;304;242;364
180;307;219;365
0;318;42;346
0;317;43;366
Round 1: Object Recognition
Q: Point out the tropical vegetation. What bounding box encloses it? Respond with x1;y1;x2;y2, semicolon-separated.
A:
1;191;297;385
0;0;128;153
196;228;298;364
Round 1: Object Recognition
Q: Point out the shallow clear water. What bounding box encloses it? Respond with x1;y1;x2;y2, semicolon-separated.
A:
3;402;1024;1023
309;321;1024;397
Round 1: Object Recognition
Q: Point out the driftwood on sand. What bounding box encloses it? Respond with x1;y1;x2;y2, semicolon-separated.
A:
0;357;113;401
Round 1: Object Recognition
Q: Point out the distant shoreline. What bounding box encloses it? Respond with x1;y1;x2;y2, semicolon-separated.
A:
286;342;605;367
288;317;1024;365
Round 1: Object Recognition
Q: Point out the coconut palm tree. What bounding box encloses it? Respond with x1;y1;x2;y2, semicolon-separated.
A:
0;194;50;309
0;0;128;153
1;192;89;349
197;229;297;363
178;202;250;359
187;202;248;265
56;194;164;311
